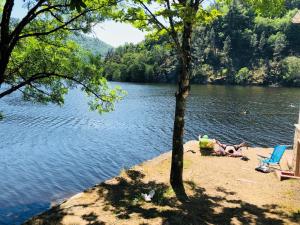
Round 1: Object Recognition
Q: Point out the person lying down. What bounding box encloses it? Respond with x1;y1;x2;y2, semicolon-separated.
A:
199;135;248;157
213;140;247;157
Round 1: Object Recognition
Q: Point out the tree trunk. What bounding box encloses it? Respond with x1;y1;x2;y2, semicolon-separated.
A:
170;22;193;197
0;0;15;85
0;50;10;85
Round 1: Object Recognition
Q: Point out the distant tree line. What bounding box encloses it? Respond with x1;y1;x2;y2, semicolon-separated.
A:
101;0;300;86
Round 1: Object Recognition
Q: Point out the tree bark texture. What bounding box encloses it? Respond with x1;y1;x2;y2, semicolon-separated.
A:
170;21;193;195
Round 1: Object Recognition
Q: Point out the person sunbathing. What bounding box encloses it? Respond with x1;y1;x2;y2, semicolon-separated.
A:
213;140;247;157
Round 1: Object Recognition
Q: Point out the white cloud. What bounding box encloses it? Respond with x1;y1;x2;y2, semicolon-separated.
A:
89;21;146;47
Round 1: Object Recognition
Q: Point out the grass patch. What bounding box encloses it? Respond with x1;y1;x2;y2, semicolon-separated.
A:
163;187;175;198
183;159;192;169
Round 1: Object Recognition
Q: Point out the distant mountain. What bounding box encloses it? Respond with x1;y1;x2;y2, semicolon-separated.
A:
71;33;113;56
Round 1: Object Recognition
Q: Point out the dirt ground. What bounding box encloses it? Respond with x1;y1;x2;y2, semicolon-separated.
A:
25;141;300;225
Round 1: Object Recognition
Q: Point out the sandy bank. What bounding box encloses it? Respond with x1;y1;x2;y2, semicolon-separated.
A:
25;141;300;225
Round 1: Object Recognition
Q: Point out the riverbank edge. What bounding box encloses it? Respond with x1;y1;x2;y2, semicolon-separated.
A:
24;141;298;224
25;149;174;223
109;80;300;88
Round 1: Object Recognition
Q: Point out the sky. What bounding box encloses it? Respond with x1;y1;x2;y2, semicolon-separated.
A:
10;0;213;47
89;22;146;47
11;0;27;18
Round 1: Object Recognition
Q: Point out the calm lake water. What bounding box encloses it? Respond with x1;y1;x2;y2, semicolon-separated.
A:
0;83;299;224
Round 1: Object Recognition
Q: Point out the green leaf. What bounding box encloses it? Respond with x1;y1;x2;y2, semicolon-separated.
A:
70;0;87;12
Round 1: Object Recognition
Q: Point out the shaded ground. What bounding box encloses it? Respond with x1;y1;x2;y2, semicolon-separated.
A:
25;141;300;225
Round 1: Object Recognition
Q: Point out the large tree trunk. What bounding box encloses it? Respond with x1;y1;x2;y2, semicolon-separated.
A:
170;22;193;197
0;50;10;85
0;0;15;85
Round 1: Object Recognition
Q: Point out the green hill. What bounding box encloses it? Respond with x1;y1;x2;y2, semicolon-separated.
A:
71;33;113;56
102;1;300;87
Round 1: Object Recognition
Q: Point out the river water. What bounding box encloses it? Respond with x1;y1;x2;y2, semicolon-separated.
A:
0;83;299;224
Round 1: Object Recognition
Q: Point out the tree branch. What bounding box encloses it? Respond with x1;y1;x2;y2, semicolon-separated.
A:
17;0;120;39
136;0;170;32
165;0;181;51
10;3;72;41
0;72;108;102
18;8;89;39
50;73;108;101
48;10;64;23
1;0;15;42
27;82;53;98
10;0;46;42
0;73;49;98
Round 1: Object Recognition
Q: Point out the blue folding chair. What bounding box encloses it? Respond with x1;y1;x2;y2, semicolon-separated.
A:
259;145;287;169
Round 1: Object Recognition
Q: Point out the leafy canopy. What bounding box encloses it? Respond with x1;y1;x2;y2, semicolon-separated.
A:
8;30;124;112
1;0;124;113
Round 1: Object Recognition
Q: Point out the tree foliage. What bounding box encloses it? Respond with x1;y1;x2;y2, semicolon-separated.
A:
282;56;300;85
9;33;122;111
102;0;300;86
0;0;123;113
245;0;285;17
103;41;176;83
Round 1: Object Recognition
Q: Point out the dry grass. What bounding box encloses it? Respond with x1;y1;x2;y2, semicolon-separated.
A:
25;141;300;225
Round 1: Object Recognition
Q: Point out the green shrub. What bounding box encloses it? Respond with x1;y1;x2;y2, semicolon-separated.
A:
235;67;251;85
282;56;300;86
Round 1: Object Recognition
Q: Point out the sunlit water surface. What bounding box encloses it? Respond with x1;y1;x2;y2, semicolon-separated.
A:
0;83;299;224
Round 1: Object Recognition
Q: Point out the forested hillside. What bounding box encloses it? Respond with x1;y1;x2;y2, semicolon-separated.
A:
102;0;300;86
71;33;113;56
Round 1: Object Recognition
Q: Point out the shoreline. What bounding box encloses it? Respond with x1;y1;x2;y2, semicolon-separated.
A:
109;81;300;88
25;141;300;225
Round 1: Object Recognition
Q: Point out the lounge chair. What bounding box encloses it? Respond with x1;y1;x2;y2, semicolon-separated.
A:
259;145;287;170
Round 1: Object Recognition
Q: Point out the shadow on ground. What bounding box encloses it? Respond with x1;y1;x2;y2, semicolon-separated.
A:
25;169;299;225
